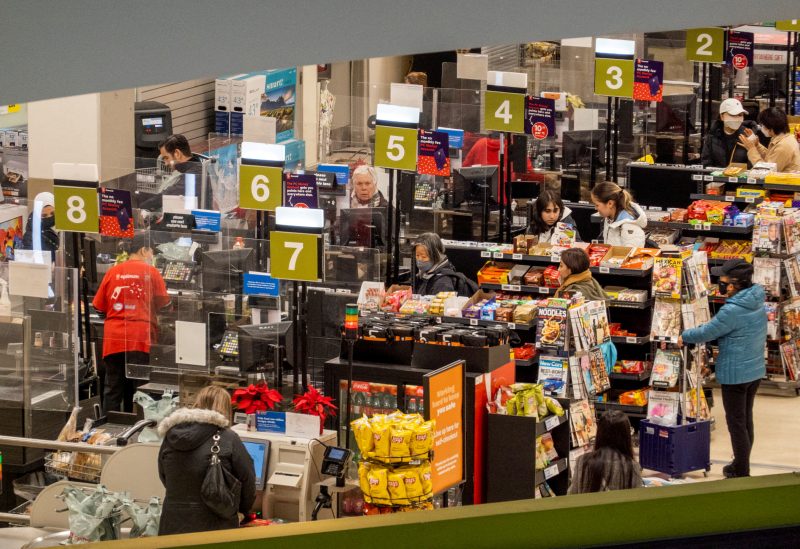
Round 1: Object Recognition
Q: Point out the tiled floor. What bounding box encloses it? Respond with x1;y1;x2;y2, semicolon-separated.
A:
643;389;800;482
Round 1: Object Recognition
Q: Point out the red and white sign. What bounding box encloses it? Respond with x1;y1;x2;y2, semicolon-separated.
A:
532;122;549;140
732;54;748;70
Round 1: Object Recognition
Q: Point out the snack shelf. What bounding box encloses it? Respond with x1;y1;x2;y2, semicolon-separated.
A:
437;315;533;331
608;298;654;310
534;458;569;486
764;182;800;192
651;335;679;344
594;401;648;418
481;252;652;277
610;370;652;382
480;283;557;296
515;357;539;368
535;412;570;436
689;193;763;205
708;175;759;185
610;335;651;345
647;221;753;235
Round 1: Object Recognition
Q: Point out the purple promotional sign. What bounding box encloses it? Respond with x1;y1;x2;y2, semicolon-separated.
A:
633;59;664;102
728;31;754;70
524;96;556;140
283;173;318;208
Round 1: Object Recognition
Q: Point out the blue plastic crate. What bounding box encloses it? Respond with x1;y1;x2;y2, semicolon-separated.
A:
639;420;711;477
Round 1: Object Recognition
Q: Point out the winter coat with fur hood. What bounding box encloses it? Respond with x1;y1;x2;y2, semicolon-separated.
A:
157;407;256;535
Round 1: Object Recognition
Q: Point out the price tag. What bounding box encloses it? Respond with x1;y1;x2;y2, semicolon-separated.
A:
54;185;100;233
745;197;755;203
747;177;757;184
594;58;634;98
512;253;523;260
374;125;419;171
510;285;521;292
599;266;611;274
493;252;504;259
481;251;491;258
703;222;712;231
686;27;726;63
435;317;442;324
728;177;739;183
507;322;516;330
484;90;525;133
544;464;559;480
239;164;283;211
550;254;561;263
626;336;637;344
703;175;714;181
269;231;321;282
724;196;735;202
501;284;513;291
692;174;703;181
538;287;550;294
469;318;479;326
545;415;560;431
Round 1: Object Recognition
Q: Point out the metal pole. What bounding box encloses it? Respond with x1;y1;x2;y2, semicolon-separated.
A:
700;63;707;145
0;435;118;454
386;169;395;284
793;32;799;115
497;134;504;242
299;282;308;391
505;132;513;242
292;281;299;389
606;97;612;173
612;98;619;182
343;339;355;450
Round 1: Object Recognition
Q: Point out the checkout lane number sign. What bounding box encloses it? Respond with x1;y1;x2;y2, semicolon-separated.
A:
686;28;726;63
484;91;525;134
269;231;321;282
374;125;419;171
593;58;634;98
239;164;283;211
54;184;100;233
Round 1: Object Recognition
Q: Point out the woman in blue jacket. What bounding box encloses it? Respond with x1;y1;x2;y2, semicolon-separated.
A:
679;259;766;478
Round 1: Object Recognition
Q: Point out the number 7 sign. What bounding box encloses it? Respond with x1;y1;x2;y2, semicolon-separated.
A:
269;231;322;282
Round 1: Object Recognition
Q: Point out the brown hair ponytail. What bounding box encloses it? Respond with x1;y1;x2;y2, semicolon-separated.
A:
591;181;634;217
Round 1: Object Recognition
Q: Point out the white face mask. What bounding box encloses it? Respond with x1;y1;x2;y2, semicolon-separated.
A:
724;120;742;131
760;126;772;138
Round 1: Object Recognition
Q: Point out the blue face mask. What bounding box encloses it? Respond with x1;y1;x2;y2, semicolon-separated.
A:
418;260;433;273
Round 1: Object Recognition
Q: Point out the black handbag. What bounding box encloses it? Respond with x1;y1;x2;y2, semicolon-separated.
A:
200;430;242;519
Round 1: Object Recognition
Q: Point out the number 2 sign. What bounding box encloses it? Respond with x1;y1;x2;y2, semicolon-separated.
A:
269;231;322;282
686;28;725;63
54;184;99;233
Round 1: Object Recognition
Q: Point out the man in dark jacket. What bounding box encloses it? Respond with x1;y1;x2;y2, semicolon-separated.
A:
157;404;256;535
139;134;204;211
700;99;759;168
680;260;767;478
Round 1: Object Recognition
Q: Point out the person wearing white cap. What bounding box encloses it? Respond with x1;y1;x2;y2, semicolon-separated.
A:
700;98;759;168
21;191;59;259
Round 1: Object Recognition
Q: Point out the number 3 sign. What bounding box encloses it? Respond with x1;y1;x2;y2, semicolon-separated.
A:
54;184;100;233
593;58;634;98
269;231;322;282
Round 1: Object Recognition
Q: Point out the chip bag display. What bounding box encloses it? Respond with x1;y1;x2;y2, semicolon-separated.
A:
387;471;409;505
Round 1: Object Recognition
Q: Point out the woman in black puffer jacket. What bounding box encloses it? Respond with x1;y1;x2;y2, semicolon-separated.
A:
157;386;255;535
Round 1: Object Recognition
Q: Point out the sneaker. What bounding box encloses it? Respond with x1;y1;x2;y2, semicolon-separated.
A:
722;463;735;478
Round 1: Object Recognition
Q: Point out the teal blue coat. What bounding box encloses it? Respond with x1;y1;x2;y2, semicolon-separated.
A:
681;285;767;385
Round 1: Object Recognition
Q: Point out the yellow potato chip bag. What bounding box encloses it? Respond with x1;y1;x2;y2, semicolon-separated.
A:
410;421;435;456
401;467;424;500
389;426;412;458
358;462;372;503
387;471;408;505
372;423;391;457
351;416;374;454
420;462;432;495
368;467;390;502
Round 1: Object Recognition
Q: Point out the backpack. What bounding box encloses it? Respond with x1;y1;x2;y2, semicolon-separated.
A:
438;269;479;297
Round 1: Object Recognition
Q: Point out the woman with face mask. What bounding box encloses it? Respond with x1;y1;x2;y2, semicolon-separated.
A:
738;107;800;173
21;192;59;260
700;99;759;168
413;232;475;297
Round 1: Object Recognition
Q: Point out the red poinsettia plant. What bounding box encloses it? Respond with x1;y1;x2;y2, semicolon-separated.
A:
293;386;338;430
231;382;283;414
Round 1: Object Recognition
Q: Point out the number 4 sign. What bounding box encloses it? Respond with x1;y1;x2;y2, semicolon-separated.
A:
54;184;100;233
269;231;322;282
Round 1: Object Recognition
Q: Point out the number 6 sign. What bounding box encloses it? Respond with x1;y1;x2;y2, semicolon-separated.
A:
374;125;418;171
54;184;99;233
239;163;283;211
269;231;322;282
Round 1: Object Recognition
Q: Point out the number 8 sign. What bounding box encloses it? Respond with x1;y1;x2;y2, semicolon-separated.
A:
270;231;322;282
54;185;99;233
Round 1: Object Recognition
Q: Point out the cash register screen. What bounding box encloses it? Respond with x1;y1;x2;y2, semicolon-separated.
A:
141;117;165;134
242;440;270;490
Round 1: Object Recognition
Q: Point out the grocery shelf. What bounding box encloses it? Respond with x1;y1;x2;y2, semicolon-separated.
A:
481;283;557;296
611;335;651;345
534;458;569;486
515;357;539;368
481;252;652;277
647;221;753;235
610;370;652;382
764;182;800;192
438;315;533;331
535;412;569;436
689;193;763;205
594;401;648;417
608;298;654;310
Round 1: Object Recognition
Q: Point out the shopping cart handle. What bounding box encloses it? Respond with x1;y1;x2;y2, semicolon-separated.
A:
116;419;157;446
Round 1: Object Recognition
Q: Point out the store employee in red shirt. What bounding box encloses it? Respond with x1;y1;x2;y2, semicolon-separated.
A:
93;235;170;413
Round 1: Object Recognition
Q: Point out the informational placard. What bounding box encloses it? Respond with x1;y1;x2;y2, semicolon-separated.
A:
437;127;464;149
727;30;754;70
374;125;418;171
686;27;726;63
191;209;222;232
255;411;320;438
424;360;465;495
284;173;318;208
54;183;99;233
99;188;134;238
417;130;451;176
633;59;664;102
484;90;525;134
307;170;337;191
776;19;800;32
269;231;321;282
524;96;556;140
239;163;283;211
9;261;50;299
594;58;634;98
156;212;195;232
316;164;350;187
243;271;280;296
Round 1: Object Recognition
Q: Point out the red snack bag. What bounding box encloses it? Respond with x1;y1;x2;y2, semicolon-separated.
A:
543;266;561;288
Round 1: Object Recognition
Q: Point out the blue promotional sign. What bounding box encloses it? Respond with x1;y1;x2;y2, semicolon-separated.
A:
243;272;281;297
317;163;350;186
255;411;286;433
191;209;222;232
437;127;465;149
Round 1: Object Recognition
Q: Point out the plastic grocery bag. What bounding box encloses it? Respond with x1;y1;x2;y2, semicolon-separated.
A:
133;391;179;443
120;496;162;538
62;485;122;543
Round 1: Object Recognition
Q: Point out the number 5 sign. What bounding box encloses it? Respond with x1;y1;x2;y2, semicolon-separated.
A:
594;58;634;98
54;184;99;233
239;163;283;211
374;125;418;171
270;231;322;282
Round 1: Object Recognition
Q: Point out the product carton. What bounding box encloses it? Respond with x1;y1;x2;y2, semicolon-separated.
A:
231;74;266;115
477;262;513;285
214;111;230;135
599;246;633;269
214;78;232;111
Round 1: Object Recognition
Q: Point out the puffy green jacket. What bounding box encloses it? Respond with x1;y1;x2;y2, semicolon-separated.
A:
681;285;767;385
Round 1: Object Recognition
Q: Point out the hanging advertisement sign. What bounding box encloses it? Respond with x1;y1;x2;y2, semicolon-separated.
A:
633;59;664;102
727;31;754;70
283;173;318;208
524;96;556;139
99;188;134;238
417;130;451;176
